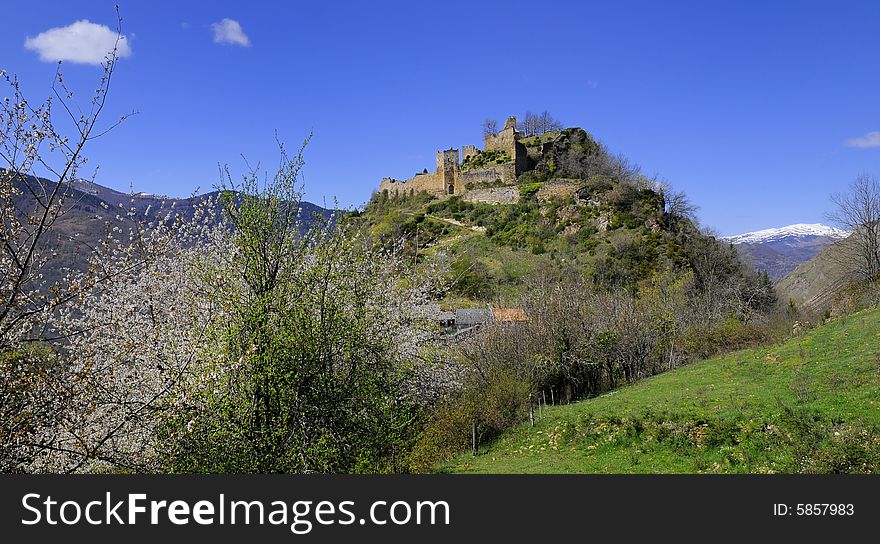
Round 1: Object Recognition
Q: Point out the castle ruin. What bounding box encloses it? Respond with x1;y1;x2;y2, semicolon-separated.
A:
379;116;529;198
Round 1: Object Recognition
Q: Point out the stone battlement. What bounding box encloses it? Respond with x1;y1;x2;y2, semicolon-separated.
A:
379;115;528;198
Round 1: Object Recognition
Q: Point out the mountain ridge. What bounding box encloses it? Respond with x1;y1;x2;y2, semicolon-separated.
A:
723;223;849;245
10;174;332;287
723;223;848;281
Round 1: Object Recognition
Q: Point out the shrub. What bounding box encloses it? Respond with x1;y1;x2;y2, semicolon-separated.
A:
461;149;511;172
158;147;437;474
518;182;544;201
777;404;880;473
450;254;495;299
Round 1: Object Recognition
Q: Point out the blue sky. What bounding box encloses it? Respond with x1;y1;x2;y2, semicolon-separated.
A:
3;0;879;236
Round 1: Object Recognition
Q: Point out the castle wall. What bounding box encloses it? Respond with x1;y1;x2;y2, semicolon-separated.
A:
514;140;530;176
460;163;517;187
536;179;580;202
494;132;517;154
380;116;527;198
462;145;478;161
461;187;519;205
461;145;478;162
484;117;519;154
379;171;447;197
484;116;527;178
414;172;447;196
379;177;402;196
483;131;516;155
379;177;410;197
438;148;460;169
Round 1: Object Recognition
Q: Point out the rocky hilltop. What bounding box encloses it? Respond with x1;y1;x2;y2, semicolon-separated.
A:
358;121;771;307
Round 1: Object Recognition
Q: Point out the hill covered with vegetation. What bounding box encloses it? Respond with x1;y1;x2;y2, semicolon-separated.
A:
343;125;795;471
5;21;877;477
444;306;880;473
352;127;773;309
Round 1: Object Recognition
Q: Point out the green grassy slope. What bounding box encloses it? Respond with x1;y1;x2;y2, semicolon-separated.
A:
443;307;880;474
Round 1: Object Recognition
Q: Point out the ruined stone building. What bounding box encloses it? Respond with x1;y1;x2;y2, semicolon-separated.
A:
379;116;530;198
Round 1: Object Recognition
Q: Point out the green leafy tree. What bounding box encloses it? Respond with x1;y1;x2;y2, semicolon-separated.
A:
160;141;436;473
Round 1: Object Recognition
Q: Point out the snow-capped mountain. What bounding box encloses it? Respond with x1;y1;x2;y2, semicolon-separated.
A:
723;223;850;281
723;223;849;246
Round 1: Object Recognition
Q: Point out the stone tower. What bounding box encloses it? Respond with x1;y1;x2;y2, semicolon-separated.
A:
484;116;519;156
461;144;479;162
437;148;460;195
483;116;527;176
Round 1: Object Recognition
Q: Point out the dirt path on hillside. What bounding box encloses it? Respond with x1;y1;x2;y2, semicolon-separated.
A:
426;215;487;233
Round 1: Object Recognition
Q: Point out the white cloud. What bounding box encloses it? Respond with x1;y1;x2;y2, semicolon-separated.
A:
845;131;880;149
24;20;131;65
211;18;250;47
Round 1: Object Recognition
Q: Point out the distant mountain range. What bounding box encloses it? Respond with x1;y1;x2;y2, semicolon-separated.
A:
12;176;331;286
723;223;849;281
67;179;331;223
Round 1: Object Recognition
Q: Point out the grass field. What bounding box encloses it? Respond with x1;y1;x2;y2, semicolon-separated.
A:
443;307;880;474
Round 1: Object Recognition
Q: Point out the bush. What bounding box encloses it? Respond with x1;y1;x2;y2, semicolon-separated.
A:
158;147;436;474
679;317;771;359
592;239;658;291
461;149;511;172
518;182;543;201
449;254;495;299
778;404;880;473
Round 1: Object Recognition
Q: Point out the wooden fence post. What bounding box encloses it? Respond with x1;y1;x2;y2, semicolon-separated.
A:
529;394;535;427
472;417;477;456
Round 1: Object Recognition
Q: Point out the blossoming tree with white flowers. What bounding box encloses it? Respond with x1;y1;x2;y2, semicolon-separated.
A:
0;23;135;472
2;21;444;473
